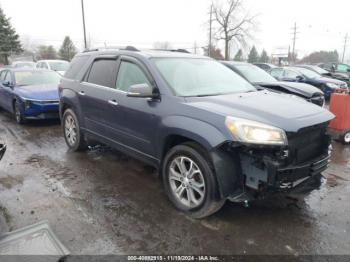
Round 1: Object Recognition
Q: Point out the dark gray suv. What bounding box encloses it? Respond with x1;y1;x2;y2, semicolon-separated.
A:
59;47;334;218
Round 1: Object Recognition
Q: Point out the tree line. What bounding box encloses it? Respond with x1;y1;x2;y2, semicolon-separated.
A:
0;6;77;64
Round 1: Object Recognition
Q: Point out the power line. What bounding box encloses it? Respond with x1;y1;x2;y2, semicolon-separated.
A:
208;4;213;57
81;0;87;50
291;22;299;64
342;34;348;63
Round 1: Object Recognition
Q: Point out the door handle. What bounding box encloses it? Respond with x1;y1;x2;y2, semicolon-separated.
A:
78;91;85;96
108;99;119;106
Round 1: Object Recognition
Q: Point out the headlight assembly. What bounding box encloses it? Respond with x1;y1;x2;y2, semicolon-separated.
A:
225;117;288;145
24;100;33;109
326;82;339;89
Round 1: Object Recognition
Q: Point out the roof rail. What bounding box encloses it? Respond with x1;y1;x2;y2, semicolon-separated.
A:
83;46;140;53
150;48;191;54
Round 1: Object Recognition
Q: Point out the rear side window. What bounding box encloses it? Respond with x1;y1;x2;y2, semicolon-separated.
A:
116;61;151;91
65;55;89;79
87;59;118;88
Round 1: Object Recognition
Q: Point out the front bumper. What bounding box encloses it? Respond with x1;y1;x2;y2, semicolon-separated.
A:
23;101;59;120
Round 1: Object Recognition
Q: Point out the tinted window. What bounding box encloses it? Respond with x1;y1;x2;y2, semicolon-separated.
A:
65;55;89;79
116;61;151;91
270;68;283;78
337;64;349;72
87;59;118;88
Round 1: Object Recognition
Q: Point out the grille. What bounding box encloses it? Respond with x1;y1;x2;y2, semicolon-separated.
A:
287;123;328;164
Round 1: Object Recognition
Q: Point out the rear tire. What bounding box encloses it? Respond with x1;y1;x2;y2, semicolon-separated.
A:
162;143;225;219
62;108;87;151
14;102;26;125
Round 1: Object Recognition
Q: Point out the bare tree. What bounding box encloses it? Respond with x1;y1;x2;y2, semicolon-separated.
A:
213;0;257;60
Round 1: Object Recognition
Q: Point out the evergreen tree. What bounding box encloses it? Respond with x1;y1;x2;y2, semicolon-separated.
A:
233;49;243;61
59;36;77;61
37;45;57;60
259;49;269;63
248;46;259;63
0;7;23;64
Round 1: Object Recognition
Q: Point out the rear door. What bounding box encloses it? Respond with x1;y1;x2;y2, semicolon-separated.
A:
78;56;126;143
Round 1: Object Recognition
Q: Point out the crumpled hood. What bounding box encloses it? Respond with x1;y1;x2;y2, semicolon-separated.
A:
185;91;334;132
316;76;345;85
15;84;59;100
255;81;323;98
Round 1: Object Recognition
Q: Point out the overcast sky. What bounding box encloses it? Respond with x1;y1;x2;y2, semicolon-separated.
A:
1;0;349;60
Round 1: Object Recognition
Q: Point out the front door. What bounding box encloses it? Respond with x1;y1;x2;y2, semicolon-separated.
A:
114;57;160;157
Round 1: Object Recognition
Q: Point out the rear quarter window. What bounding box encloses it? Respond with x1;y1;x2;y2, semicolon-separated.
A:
64;55;90;79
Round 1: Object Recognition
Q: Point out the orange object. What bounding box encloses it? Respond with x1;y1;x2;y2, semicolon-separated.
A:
329;93;350;130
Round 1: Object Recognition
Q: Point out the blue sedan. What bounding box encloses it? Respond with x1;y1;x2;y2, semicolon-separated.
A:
0;68;61;124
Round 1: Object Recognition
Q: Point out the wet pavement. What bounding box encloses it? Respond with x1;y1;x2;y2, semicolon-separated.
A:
0;110;349;255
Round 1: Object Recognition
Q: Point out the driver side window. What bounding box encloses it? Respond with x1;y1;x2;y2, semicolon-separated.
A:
4;71;12;82
0;71;7;81
284;70;299;79
116;61;151;92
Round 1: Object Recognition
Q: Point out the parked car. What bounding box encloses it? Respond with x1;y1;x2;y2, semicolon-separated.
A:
0;143;6;161
296;64;350;86
270;67;348;99
36;60;70;75
222;61;325;107
318;62;350;76
11;61;36;69
253;63;277;72
0;68;61;124
60;48;334;218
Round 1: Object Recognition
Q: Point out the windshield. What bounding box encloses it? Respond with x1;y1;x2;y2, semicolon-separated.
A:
291;67;320;78
305;66;328;75
234;64;277;83
14;71;61;86
14;62;35;68
48;61;69;71
153;58;256;96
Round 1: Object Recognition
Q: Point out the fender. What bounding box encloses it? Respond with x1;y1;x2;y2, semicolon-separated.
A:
157;116;228;157
59;89;85;127
158;116;240;199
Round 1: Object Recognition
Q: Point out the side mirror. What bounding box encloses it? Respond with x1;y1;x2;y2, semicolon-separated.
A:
347;68;350;73
127;83;156;98
2;81;13;88
296;75;304;81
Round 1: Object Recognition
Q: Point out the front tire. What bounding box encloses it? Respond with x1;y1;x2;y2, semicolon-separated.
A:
162;143;225;218
62;109;87;151
14;102;26;125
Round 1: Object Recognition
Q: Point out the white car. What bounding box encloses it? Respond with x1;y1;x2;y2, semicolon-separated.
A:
36;60;70;75
12;61;36;68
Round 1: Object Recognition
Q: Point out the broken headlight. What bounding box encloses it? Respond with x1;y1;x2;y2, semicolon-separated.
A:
225;116;287;146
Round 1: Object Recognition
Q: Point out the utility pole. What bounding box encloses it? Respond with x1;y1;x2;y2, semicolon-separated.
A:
291;22;298;64
342;34;348;63
81;0;87;50
208;4;213;57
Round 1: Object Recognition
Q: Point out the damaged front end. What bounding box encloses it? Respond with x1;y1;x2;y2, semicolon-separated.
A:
213;122;332;202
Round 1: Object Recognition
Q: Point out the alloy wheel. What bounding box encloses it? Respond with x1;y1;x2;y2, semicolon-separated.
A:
65;115;77;146
168;156;206;208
